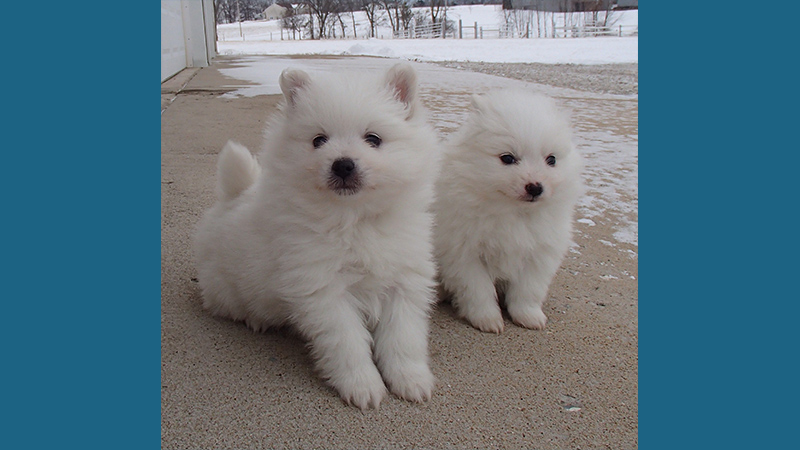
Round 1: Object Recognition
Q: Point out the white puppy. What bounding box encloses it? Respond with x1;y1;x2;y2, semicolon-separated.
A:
193;64;441;409
433;89;583;333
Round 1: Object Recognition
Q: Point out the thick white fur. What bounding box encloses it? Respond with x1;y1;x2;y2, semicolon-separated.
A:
194;64;441;409
433;89;584;333
216;141;261;201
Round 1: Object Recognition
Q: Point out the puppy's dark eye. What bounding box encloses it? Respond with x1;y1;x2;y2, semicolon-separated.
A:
312;134;328;149
499;153;518;165
364;133;382;148
546;154;556;166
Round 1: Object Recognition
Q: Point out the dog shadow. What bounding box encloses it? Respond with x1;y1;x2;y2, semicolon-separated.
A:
184;277;324;392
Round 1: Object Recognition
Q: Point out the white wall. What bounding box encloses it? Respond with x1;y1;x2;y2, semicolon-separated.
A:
161;0;216;83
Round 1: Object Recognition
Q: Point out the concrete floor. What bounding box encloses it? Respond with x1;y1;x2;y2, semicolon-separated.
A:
161;55;638;449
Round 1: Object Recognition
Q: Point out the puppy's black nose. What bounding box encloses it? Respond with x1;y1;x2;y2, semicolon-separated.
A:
525;182;544;200
331;158;356;179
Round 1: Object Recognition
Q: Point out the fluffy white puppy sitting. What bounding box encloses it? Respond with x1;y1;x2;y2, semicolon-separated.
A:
433;89;583;333
193;64;440;410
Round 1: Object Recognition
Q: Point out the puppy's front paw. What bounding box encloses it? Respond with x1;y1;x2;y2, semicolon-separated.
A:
461;306;504;333
456;298;504;333
508;303;547;330
467;313;505;333
385;363;435;403
335;366;387;410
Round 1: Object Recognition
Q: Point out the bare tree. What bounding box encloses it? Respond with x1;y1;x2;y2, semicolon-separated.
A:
399;2;413;33
503;8;533;38
242;0;271;21
215;0;237;24
598;1;620;28
392;1;404;34
379;0;411;36
342;0;359;38
307;11;316;39
380;0;398;35
560;0;573;32
360;0;380;38
330;0;360;38
304;0;336;39
215;0;271;24
280;4;306;40
428;0;446;27
332;2;348;38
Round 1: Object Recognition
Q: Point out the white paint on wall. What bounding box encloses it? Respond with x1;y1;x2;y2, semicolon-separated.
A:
161;0;216;82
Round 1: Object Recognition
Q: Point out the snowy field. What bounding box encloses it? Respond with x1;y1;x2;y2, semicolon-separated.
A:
217;5;638;64
211;6;638;249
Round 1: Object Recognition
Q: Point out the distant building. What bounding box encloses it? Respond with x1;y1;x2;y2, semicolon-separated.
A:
264;3;288;20
506;0;637;11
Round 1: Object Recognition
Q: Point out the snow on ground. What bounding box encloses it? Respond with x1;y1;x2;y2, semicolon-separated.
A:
218;37;637;64
217;6;638;64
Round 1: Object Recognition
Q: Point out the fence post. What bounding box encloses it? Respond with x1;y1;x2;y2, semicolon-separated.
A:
459;20;462;39
480;27;483;39
474;22;478;39
619;25;622;36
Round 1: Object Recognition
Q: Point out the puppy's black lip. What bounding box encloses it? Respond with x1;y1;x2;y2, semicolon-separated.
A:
327;177;362;195
332;187;361;196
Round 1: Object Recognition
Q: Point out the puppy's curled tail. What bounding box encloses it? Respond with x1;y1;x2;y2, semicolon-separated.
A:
215;141;261;202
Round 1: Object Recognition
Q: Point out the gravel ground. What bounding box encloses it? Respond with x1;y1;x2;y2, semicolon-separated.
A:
432;61;638;96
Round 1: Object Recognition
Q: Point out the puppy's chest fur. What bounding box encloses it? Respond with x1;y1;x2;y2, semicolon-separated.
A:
310;210;427;280
324;215;429;327
339;225;402;280
473;212;558;276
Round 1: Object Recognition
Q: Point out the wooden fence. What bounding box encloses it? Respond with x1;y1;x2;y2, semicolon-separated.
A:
393;20;636;39
554;24;637;38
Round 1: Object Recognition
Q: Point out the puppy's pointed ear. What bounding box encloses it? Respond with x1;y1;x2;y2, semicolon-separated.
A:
385;63;418;119
279;69;311;107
